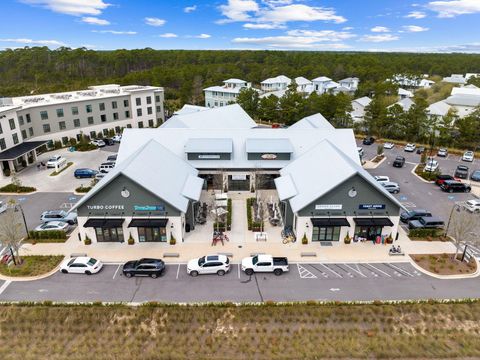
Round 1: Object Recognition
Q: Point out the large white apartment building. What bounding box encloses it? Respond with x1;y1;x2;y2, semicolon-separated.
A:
204;79;253;108
0;84;164;177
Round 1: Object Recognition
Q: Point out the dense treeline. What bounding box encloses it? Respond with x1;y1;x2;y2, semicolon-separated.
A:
2;47;480;104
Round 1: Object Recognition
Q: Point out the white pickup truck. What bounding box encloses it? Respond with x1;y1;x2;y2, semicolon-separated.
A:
241;254;289;276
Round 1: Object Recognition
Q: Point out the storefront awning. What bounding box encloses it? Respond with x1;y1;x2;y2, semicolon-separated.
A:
0;140;48;161
128;218;168;228
353;218;394;227
311;218;350;227
84;218;124;228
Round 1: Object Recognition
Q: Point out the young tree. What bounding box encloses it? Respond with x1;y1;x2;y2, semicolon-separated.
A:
404;98;429;142
236;87;259;119
279;81;304;125
258;95;278;123
0;199;25;265
448;208;478;261
385;104;405;139
363;97;388;137
436;109;457;147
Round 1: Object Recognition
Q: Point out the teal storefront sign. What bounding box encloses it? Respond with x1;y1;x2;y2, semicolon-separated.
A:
134;205;165;211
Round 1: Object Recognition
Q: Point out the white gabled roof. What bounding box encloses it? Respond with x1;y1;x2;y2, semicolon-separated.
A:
312;76;332;82
261;75;291;84
245;138;294;153
174;104;208;116
388;98;415;111
428;101;451;117
340;77;359;83
224;78;247;84
295;77;312;86
445;94;480;107
275;140;404;213
398;88;414;97
71;140;203;213
161;104;257;129
289;113;334;130
353;96;372;107
185;138;233;153
259;89;286;99
451;86;480;96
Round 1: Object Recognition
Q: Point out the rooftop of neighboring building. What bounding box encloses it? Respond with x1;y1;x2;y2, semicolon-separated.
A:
261;75;291;85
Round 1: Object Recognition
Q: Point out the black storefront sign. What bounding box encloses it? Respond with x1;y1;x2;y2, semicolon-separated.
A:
359;204;386;210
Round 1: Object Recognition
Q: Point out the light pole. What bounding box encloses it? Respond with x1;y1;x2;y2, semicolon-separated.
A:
444;203;462;237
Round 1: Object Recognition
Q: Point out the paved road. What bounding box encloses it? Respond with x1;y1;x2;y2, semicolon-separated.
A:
0;263;479;303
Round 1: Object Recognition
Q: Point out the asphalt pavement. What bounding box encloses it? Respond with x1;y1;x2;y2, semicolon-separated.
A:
0;262;479;303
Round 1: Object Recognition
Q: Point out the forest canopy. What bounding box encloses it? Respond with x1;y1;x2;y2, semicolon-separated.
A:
1;47;480;104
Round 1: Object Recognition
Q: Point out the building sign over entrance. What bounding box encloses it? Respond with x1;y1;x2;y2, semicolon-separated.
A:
86;205;124;210
359;204;386;210
231;174;247;181
198;154;221;159
134;205;165;211
261;153;278;160
315;204;343;210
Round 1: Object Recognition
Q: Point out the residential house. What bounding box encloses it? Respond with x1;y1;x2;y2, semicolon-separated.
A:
204;79;252;108
351;97;372;123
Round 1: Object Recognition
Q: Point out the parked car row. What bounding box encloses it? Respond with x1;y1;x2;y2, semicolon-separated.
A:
374;175;400;194
60;254;290;277
90;135;121;148
400;209;445;230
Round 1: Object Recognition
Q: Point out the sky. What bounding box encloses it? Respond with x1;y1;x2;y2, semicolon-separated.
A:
1;0;480;52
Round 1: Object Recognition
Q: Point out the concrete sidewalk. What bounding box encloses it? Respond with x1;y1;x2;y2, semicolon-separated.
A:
19;227;457;264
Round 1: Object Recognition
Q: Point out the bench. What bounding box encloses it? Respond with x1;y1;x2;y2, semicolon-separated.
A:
163;253;180;258
70;253;87;258
389;252;405;256
301;252;317;257
218;252;234;258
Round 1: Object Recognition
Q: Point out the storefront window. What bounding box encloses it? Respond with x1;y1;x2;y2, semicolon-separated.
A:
138;227;167;242
354;226;382;241
95;227;124;242
312;226;340;241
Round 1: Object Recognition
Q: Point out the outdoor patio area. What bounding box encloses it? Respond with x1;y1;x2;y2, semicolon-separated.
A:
185;190;283;245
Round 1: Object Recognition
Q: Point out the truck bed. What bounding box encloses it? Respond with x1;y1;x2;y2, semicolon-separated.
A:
273;257;288;266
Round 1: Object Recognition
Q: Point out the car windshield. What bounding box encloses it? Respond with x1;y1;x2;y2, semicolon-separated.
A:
198;256;206;266
87;258;97;266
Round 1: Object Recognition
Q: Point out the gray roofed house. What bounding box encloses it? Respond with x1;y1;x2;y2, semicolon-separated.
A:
388;98;415;111
71;139;203;213
428;101;451;117
445;95;480;107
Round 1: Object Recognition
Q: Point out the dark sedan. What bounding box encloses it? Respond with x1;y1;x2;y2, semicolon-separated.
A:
393;156;405;168
471;170;480;182
362;136;375;145
122;258;165;278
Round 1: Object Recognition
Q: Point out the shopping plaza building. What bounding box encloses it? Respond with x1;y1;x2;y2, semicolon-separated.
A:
71;104;403;245
0;84;164;178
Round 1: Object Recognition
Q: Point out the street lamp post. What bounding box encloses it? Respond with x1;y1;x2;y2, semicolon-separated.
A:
16;204;29;239
444;203;461;237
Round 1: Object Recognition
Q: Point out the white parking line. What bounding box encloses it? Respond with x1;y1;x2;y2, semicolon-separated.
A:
365;263;391;277
297;264;317;279
112;264;121;279
0;280;11;295
318;263;342;278
343;263;367;277
176;264;180;279
387;263;414;277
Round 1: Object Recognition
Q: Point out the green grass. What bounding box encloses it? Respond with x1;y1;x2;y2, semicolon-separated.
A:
49;162;73;176
0;184;36;193
0;255;64;277
23;238;67;244
1;301;480;359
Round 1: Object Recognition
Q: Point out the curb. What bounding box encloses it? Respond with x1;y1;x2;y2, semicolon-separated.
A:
407;255;480;279
0;191;37;196
0;262;62;282
410;164;434;184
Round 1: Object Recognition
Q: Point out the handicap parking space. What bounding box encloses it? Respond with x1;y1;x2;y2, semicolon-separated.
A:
294;262;424;280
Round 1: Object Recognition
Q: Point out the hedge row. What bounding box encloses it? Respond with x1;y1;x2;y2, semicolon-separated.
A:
246;198;254;230
409;228;443;238
28;230;67;239
227;198;232;228
0;184;36;193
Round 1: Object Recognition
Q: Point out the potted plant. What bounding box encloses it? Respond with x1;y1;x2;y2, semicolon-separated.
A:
385;233;393;244
344;233;351;244
302;233;308;245
84;236;92;245
127;233;135;245
170;234;176;245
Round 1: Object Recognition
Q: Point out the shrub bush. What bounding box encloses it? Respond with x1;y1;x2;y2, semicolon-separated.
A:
409;228;442;238
28;230;67;240
75;186;92;193
76;143;97;152
84;236;92;245
246;198;253;230
227;198;232;230
54;140;62;150
0;184;36;193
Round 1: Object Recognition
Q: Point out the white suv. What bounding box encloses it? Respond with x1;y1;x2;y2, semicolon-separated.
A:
46;155;66;168
462;151;474;162
187;255;230;276
463;199;480;213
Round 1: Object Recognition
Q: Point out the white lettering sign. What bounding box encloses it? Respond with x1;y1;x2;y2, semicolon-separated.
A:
231;174;247;181
261;153;277;160
198;154;221;159
86;205;125;210
315;204;343;210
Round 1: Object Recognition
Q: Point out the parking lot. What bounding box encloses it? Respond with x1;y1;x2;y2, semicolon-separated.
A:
1;144;119;193
1;262;479;303
358;140;479;222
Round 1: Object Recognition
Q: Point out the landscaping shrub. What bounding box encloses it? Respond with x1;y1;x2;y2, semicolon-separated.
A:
76;143;97;152
246;198;253;230
28;230;67;240
75;186;92;193
0;184;36;193
53;140;62;150
227;198;232;230
409;228;442;238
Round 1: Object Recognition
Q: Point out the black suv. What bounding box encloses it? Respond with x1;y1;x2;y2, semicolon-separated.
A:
122;258;165;278
362;136;375;145
393;156;405;168
400;209;432;223
440;180;471;193
454;165;469;179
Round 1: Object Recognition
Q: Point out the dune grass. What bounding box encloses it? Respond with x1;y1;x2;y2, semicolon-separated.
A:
0;255;63;277
1;301;480;359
